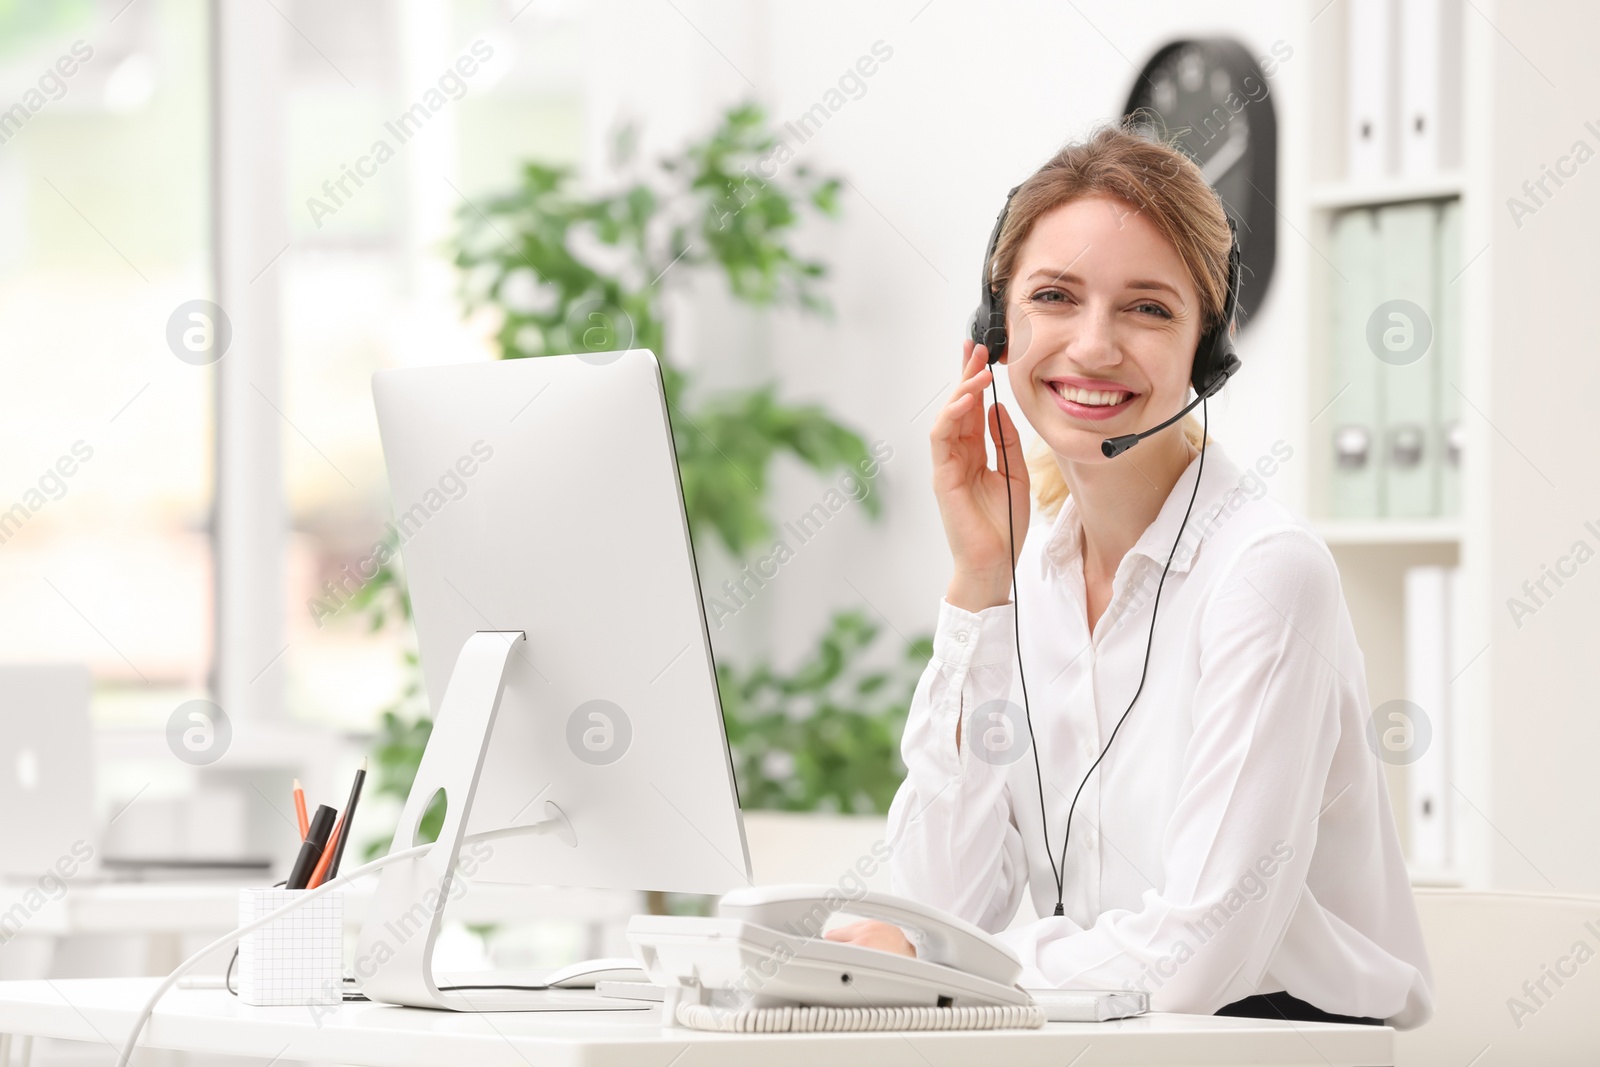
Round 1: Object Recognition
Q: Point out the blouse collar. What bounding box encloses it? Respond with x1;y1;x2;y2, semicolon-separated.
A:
1038;443;1245;580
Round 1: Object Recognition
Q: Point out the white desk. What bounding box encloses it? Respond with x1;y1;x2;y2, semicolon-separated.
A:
0;978;1394;1066
0;882;641;975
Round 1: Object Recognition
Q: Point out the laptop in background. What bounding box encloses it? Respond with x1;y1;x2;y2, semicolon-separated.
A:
0;664;96;882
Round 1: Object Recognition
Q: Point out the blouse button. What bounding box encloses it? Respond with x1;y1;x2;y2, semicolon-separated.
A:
956;632;969;643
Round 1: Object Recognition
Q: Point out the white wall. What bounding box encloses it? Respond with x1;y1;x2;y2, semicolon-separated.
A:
1478;1;1600;892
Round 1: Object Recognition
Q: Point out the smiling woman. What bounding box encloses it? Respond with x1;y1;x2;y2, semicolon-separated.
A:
843;123;1436;1030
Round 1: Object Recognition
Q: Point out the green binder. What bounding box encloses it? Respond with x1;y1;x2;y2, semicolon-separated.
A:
1436;199;1463;516
1328;208;1382;518
1376;202;1440;518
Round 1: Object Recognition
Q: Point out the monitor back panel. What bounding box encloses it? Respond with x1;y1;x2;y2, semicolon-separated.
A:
371;351;749;896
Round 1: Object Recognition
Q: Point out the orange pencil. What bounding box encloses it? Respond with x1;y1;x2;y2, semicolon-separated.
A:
293;778;309;840
308;758;367;889
305;813;343;889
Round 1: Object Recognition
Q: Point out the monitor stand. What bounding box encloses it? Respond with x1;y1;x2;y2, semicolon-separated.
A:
354;631;641;1012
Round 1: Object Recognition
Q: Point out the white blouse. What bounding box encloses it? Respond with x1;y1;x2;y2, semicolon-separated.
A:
886;442;1434;1028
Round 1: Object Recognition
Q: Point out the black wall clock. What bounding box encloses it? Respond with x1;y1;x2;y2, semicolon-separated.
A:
1124;38;1279;325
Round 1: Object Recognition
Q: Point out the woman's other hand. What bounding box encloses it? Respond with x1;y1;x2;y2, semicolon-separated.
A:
822;919;917;957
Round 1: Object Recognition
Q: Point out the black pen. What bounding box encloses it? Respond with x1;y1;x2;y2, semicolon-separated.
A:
324;758;367;881
286;804;336;890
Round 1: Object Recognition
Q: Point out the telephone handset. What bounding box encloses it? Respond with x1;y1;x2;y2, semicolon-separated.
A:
717;884;1022;988
627;883;1037;1026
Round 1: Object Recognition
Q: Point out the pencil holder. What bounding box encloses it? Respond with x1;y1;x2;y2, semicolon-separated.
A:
237;888;344;1007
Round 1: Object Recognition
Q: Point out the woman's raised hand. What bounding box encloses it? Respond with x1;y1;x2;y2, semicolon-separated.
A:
929;340;1030;613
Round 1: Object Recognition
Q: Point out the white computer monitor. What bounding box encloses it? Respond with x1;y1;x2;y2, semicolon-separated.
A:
361;349;750;1010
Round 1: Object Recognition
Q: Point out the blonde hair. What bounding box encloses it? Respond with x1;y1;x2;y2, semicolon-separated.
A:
989;120;1233;518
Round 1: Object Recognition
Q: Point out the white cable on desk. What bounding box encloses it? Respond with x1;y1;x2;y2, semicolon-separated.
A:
116;841;433;1067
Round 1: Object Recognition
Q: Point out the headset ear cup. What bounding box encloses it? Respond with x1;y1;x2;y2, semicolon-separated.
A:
985;309;1007;364
969;307;1006;364
974;185;1021;367
1192;323;1233;393
1193;218;1244;394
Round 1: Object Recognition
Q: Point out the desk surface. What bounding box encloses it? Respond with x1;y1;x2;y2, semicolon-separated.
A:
0;978;1394;1067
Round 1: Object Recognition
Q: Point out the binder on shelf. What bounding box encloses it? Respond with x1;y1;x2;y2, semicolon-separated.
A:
1403;565;1455;874
1347;0;1398;180
1376;202;1439;518
1397;0;1464;176
1436;199;1463;516
1328;208;1383;518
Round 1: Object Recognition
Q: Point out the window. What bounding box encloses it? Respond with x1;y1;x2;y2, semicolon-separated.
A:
0;0;212;728
275;1;584;729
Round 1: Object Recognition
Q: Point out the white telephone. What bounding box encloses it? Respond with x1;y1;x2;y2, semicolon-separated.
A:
627;884;1043;1032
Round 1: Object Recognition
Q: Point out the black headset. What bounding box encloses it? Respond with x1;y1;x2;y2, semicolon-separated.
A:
964;181;1244;917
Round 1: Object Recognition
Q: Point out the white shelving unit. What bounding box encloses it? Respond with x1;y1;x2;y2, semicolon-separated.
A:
1303;6;1482;888
1306;172;1466;210
1314;519;1463;547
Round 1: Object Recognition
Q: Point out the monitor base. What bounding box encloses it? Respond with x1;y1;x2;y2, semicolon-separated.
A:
429;987;649;1012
